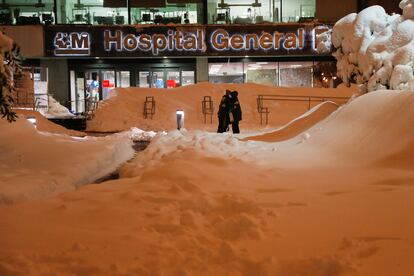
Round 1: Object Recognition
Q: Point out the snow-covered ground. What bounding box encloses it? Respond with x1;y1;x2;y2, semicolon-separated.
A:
0;117;135;204
0;89;413;275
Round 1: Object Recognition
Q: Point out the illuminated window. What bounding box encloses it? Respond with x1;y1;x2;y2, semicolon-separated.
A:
282;0;315;22
0;0;54;25
208;62;244;84
245;62;278;86
207;0;315;24
130;4;202;25
56;0;128;25
279;61;313;87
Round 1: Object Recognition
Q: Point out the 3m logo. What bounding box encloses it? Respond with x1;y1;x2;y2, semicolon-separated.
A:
54;32;90;56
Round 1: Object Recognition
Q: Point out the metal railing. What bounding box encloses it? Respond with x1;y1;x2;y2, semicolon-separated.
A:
85;98;99;120
34;93;49;111
256;94;350;125
201;96;214;124
144;96;156;119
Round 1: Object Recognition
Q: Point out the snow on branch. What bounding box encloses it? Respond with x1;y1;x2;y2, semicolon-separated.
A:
0;32;21;122
330;0;414;92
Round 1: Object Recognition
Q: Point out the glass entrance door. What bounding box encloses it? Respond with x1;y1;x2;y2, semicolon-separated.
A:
116;71;131;88
101;70;116;100
151;70;164;88
85;70;100;101
70;69;131;115
138;68;190;88
166;69;180;88
84;69;127;101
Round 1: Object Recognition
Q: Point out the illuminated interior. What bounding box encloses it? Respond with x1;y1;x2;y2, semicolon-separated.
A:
207;0;315;24
208;60;336;87
0;0;315;25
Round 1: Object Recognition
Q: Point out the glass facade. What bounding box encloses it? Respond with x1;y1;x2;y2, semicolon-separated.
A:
208;0;315;24
0;0;315;25
130;4;202;24
70;68;131;113
56;0;128;24
0;0;203;25
209;60;336;88
137;68;195;88
0;0;54;24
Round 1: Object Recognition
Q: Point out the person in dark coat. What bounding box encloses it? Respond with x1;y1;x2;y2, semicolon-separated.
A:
228;90;242;133
217;90;231;133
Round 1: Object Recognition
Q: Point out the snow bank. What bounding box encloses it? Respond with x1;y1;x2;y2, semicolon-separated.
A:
15;109;85;136
40;95;75;118
121;90;414;175
332;1;414;92
0;118;135;204
241;101;339;142
130;127;157;141
2;91;412;275
87;82;356;132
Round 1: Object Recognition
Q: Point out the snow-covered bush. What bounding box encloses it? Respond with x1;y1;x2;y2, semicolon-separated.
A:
330;0;414;92
0;32;21;122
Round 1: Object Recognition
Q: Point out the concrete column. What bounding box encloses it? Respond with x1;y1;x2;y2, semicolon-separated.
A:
196;57;209;83
40;59;69;107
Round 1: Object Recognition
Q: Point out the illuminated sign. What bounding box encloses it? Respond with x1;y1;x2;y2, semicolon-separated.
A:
210;29;305;51
54;32;90;56
104;29;204;55
46;25;332;57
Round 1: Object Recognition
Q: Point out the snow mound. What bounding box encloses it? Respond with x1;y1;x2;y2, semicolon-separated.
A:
130;127;157;141
15;109;85;136
122;90;414;173
87;82;356;132
332;1;414;92
0;118;135;204
241;101;339;142
40;95;75;118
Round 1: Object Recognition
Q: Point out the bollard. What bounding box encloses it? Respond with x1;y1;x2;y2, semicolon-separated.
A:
176;110;184;130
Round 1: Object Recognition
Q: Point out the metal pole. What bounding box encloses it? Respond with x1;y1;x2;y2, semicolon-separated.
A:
127;0;131;24
280;0;282;22
202;0;208;24
53;0;57;24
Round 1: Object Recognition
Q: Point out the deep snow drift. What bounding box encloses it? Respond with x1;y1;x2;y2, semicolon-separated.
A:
87;82;356;132
0;118;135;204
1;90;413;275
332;1;414;92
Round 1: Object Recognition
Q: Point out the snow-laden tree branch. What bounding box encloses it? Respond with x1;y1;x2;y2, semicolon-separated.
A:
0;32;21;122
325;0;414;92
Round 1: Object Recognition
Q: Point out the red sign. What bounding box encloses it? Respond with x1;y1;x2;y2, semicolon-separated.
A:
102;80;110;87
167;79;177;88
